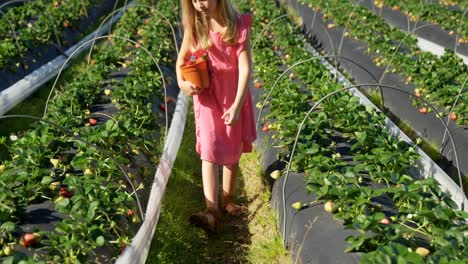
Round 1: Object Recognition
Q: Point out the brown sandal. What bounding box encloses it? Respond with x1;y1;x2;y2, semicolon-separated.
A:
221;195;243;216
189;208;221;234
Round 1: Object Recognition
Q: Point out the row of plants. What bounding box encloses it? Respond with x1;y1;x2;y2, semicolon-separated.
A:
438;0;467;9
0;0;121;71
372;0;467;40
297;0;468;125
238;0;467;262
0;0;178;262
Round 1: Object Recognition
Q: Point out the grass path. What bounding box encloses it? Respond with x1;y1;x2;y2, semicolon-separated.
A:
146;106;290;264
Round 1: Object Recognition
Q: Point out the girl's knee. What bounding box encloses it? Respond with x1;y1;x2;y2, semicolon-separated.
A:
224;162;239;170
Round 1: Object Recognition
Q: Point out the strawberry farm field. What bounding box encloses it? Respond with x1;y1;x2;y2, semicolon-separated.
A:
0;0;467;263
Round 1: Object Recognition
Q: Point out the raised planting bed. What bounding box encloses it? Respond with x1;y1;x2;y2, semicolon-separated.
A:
284;0;468;182
0;0;127;91
296;0;468;125
367;0;467;43
237;0;468;262
352;0;468;58
0;0;181;261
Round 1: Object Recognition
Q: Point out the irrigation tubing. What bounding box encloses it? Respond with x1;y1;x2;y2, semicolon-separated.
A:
0;9;25;69
454;9;467;54
87;3;179;64
251;14;288;50
0;0;29;10
255;55;381;131
441;77;467;152
279;83;464;240
378;23;434;84
42;34;169;142
0;114;146;221
319;24;340;81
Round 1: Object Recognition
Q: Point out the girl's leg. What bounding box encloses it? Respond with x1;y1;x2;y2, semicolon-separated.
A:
222;162;241;215
189;160;221;234
202;160;219;210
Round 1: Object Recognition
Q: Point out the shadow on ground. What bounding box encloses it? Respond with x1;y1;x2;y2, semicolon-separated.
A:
146;110;252;264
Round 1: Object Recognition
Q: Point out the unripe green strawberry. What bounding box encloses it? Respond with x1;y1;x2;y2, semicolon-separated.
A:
3;245;13;256
324;201;336;213
291;202;303;211
270;170;281;179
50;158;60;168
415;247;430;257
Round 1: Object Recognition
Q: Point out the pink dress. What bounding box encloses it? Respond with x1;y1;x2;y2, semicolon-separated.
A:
187;13;256;165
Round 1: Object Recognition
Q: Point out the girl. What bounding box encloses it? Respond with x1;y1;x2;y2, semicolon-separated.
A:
176;0;256;233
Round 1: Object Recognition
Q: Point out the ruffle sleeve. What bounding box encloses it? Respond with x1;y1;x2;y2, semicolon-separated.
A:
236;13;253;57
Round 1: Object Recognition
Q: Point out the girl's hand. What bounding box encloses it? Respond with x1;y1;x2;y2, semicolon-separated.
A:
179;80;200;96
221;105;240;126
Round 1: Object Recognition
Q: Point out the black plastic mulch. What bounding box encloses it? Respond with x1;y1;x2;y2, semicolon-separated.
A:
284;0;468;178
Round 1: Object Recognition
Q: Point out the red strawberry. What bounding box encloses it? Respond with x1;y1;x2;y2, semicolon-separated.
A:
419;107;427;114
159;103;166;112
392;5;400;11
126;209;135;217
274;45;280;51
166;96;175;104
262;124;269;132
380;218;390;225
20;233;40;247
255;82;261;89
89;118;97;126
449;113;457;121
60;188;73;198
119;243;127;254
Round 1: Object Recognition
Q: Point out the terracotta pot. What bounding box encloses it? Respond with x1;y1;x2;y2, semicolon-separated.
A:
180;58;210;89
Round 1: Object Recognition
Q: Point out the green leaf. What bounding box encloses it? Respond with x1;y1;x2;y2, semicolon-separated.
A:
0;221;15;232
41;176;53;185
57;198;70;208
87;201;100;220
105;120;116;131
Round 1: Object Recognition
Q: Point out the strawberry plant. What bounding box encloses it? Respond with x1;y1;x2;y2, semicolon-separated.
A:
0;0;179;262
374;0;467;39
0;0;125;71
239;0;468;261
298;0;468;125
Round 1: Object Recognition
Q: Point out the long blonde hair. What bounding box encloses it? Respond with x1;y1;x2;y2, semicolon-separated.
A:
181;0;239;49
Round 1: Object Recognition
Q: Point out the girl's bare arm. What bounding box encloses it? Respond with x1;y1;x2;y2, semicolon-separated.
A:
222;28;251;125
176;30;199;96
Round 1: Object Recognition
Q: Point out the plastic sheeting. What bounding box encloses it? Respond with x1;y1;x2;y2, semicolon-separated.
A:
304;43;468;212
115;92;189;264
284;0;468;191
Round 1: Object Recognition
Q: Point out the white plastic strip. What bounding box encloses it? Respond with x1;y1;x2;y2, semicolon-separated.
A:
115;92;190;264
417;37;468;65
0;1;136;116
305;43;468;212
